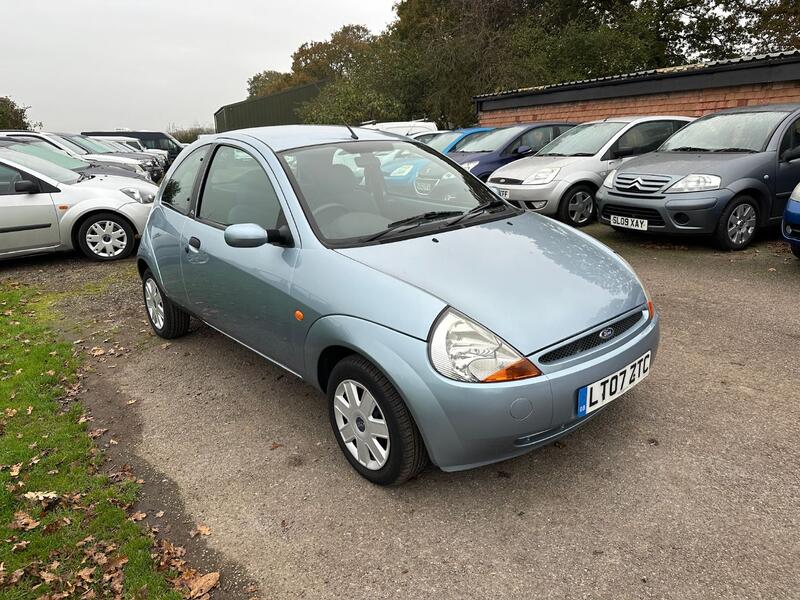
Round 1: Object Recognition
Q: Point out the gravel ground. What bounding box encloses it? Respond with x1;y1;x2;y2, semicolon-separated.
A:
2;225;799;600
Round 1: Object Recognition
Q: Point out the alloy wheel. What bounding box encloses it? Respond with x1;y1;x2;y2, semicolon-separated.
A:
568;191;594;224
144;278;165;330
727;203;756;246
85;220;128;258
333;379;390;470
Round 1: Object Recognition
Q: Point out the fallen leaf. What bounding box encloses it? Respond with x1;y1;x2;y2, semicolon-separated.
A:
89;347;106;357
88;428;108;439
129;512;147;522
10;510;40;530
188;572;220;598
12;540;29;552
77;566;96;582
10;463;22;477
270;442;284;451
155;511;164;518
190;524;212;538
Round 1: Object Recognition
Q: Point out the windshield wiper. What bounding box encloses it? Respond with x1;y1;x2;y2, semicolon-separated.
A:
539;152;566;157
363;211;463;242
666;146;710;152
446;198;511;227
711;147;757;153
76;170;94;182
568;152;594;156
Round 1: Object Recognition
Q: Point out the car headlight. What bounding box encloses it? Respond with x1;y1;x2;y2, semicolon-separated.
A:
429;308;541;383
121;187;155;204
522;167;559;185
603;169;617;188
461;161;479;172
666;174;721;193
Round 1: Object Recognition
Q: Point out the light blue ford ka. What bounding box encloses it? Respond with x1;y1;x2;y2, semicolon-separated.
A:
137;125;659;485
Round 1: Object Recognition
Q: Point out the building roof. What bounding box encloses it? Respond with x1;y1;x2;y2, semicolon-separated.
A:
475;50;800;112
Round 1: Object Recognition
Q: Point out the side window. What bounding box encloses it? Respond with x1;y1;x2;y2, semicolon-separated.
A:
616;121;676;156
0;164;25;196
670;120;689;134
520;127;556;152
198;146;283;231
161;146;209;213
779;118;800;160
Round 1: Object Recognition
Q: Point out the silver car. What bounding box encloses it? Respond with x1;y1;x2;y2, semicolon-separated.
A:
0;150;155;261
488;116;693;227
137;126;660;485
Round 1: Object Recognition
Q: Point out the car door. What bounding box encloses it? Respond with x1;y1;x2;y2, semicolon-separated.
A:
0;162;59;255
148;145;210;305
180;143;301;371
775;116;800;218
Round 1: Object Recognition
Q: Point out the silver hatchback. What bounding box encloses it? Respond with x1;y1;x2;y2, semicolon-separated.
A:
488;116;693;227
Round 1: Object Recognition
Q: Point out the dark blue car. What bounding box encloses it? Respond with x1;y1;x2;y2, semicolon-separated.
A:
783;182;800;258
449;122;576;181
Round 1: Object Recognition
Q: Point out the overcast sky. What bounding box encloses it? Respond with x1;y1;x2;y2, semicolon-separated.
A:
0;0;396;132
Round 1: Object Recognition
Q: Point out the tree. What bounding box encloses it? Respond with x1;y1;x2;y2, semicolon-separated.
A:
247;70;294;98
750;0;800;52
0;96;39;130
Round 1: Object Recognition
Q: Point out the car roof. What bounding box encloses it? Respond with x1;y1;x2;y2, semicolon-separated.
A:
582;115;694;125
221;125;418;153
707;103;800;115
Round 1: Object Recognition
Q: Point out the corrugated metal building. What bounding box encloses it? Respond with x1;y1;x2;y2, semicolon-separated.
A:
214;80;327;132
476;51;800;126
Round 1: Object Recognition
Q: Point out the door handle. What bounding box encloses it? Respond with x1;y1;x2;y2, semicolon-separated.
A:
186;236;201;253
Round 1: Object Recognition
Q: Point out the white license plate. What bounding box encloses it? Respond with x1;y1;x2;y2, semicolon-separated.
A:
495;188;509;199
577;351;651;417
610;215;648;231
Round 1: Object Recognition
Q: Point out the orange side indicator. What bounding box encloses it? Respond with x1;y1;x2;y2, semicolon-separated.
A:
483;358;541;383
294;310;304;321
58;205;69;211
647;299;655;320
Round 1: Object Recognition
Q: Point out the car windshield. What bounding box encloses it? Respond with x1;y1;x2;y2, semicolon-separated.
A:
660;111;789;152
280;140;510;246
0;149;80;184
64;135;116;154
426;132;462;152
51;134;89;155
5;142;90;171
450;130;490;152
455;126;528;153
537;122;627;156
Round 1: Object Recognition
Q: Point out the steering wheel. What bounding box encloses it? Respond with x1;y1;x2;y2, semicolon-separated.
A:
312;203;349;224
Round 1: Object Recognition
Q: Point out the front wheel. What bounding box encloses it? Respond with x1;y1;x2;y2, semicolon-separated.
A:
557;185;595;227
328;356;427;485
77;212;135;261
714;196;758;250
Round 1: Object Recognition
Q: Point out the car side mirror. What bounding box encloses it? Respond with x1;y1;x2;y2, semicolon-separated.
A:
515;145;533;155
224;223;293;248
15;180;39;193
612;146;637;159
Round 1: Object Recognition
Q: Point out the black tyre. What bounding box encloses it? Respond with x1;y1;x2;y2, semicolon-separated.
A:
792;244;800;259
328;355;427;485
142;269;190;339
77;212;135;261
557;184;595;227
714;196;759;250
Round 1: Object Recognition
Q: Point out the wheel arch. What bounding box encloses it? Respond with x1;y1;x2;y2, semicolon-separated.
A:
70;209;138;251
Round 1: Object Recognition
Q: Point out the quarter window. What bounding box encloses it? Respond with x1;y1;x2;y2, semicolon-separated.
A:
161;146;209;213
198;146;283;230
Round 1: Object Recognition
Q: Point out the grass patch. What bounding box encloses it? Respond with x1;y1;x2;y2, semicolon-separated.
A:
0;284;181;599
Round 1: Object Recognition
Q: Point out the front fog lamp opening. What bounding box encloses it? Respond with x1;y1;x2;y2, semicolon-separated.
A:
429;308;541;383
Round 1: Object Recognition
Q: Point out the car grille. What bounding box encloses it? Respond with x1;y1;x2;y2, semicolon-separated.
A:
488;177;523;185
602;204;665;227
613;173;671;195
539;312;644;364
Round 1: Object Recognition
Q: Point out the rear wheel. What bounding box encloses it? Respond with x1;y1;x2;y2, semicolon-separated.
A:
557;184;595;227
142;270;190;339
328;355;427;485
714;196;758;250
77;212;135;261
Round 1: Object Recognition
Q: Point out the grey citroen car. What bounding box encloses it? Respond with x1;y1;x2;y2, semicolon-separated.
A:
596;104;800;250
488;116;692;227
137;125;659;485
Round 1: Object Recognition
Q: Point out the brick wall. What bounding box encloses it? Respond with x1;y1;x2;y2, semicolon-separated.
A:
478;81;800;126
